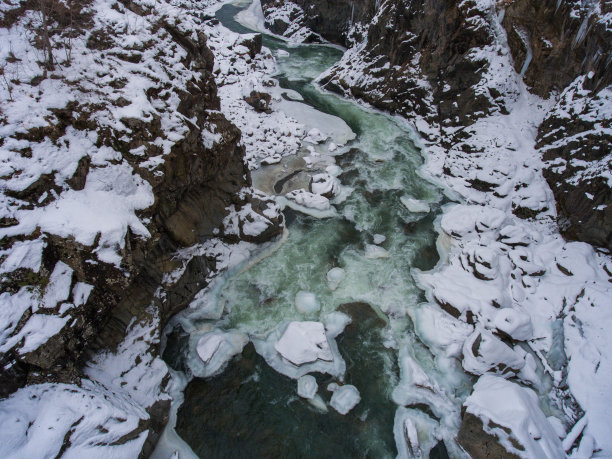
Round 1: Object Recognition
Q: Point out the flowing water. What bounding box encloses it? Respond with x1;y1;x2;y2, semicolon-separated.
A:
163;3;472;457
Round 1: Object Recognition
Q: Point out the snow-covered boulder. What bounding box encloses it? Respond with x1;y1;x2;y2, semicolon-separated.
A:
462;328;525;376
304;128;329;144
441;205;506;238
372;234;386;244
310;173;339;198
365;244;390;259
493;308;533;341
285;189;331;211
463;375;564;458
400;196;430;213
326;267;345;291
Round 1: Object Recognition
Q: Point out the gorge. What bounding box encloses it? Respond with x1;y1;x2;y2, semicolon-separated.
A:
0;0;610;458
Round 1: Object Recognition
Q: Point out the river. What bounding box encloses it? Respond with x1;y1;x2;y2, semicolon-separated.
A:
159;2;472;457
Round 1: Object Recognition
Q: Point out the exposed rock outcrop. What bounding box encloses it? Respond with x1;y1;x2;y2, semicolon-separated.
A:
538;77;612;250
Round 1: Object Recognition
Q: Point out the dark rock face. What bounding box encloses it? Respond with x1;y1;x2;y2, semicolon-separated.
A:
262;0;512;138
457;412;521;459
502;0;611;250
262;0;377;45
502;0;611;97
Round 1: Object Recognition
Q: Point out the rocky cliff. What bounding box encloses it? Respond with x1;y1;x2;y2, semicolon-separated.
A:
0;0;282;455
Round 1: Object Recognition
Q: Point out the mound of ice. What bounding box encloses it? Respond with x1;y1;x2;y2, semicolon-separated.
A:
372;234;386;244
295;291;321;315
326;267;345;291
322;311;351;336
365;244;390;259
394;407;439;458
400;196;430;213
188;330;248;378
411;303;474;358
297;375;318;399
274;321;333;366
392;343;456;419
285;189;331;210
329;384;361;415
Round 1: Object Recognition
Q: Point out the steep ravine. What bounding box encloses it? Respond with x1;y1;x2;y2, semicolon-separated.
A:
162;5;453;455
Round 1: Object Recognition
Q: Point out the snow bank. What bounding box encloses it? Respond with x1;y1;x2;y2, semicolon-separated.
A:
465;375;564;457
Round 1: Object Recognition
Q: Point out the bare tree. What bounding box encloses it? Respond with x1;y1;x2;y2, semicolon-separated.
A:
0;66;14;101
38;0;55;71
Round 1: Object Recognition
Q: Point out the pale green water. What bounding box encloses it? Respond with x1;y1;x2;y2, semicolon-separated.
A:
167;3;460;457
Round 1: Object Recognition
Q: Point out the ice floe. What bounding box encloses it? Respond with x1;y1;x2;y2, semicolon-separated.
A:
329;384;361;415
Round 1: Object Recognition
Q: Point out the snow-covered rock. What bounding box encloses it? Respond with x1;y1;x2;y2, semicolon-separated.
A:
464;375;564;458
326;267;346;291
462;328;525;377
493;308;533;341
285;189;331;211
372;234;386;245
364;244;390;259
400;196;430;213
310;173;339;198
